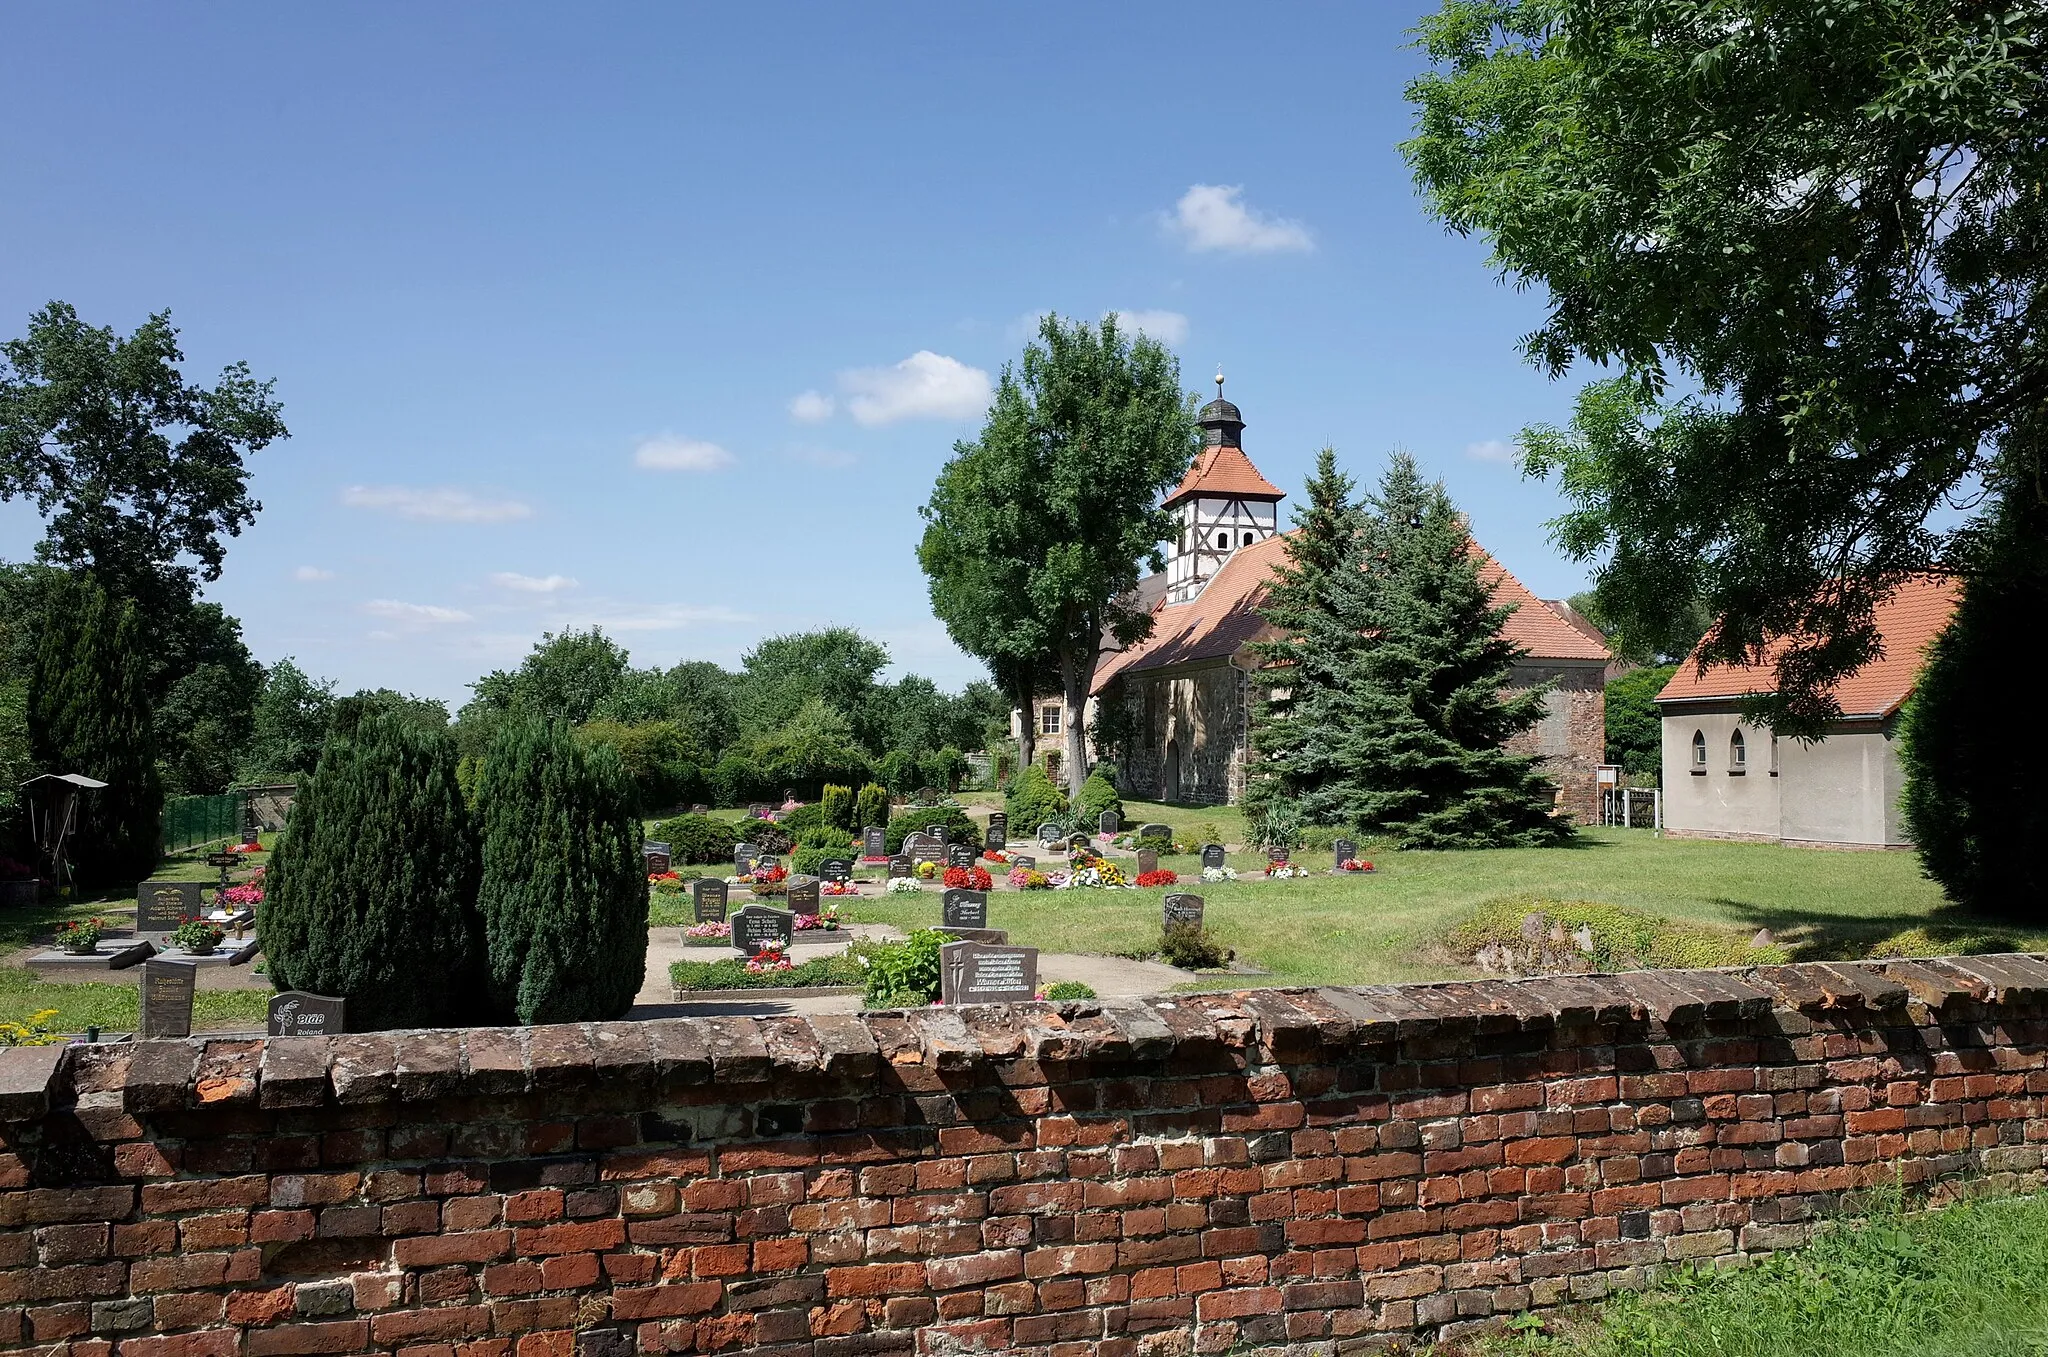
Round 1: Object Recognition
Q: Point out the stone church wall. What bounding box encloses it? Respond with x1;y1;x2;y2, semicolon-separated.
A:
1504;663;1606;823
1115;664;1243;806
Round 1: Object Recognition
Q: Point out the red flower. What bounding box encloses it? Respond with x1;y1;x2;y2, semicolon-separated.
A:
1135;869;1178;888
941;865;994;891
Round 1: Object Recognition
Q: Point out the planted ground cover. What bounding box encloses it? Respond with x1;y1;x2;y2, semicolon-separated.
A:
1457;1190;2048;1357
668;952;864;991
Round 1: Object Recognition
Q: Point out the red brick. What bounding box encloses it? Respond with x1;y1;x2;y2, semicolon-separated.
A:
608;1284;722;1320
393;1231;513;1268
513;1220;624;1256
245;1320;371;1355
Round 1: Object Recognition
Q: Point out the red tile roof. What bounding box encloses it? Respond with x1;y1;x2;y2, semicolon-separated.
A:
1163;445;1285;507
1092;531;1608;692
1655;575;1959;718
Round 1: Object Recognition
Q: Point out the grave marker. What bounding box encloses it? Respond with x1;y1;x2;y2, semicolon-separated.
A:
140;959;196;1039
939;941;1039;1005
1163;893;1206;927
1012;854;1036;872
947;843;977;869
863;827;886;858
1037;822;1063;846
818;858;852;884
107;940;154;970
1333;838;1357;870
1138;822;1172;841
983;822;1005;853
915;787;939;804
137;881;202;933
926;823;947;842
734;842;758;875
786;877;820;914
1200;843;1227;870
941;889;988;930
1099;810;1121;836
642;841;672;875
267;991;346;1038
747;803;770;819
908;835;945;869
986;812;1007;845
228;938;261;966
1136;849;1159;876
1267;845;1291;865
692;878;729;923
731;904;795;956
887;855;914;879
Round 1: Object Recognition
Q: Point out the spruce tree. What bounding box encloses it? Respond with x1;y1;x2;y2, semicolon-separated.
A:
1245;448;1365;819
475;717;647;1025
264;713;481;1030
1899;496;2045;919
27;575;162;884
1318;457;1571;848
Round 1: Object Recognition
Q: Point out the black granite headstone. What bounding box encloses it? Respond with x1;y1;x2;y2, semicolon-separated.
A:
908;835;945;869
1099;810;1121;836
786;877;820;914
947;844;976;869
1138;822;1172;841
818;858;852;884
692;878;729;923
267;991;346;1037
643;841;672;875
926;823;947;842
107;940;155;970
1267;845;1291;865
1037;821;1063;846
731;904;795;956
941;889;989;929
887;854;914;879
863;827;887;858
1163;893;1206;927
140;959;196;1039
1333;839;1357;870
940;941;1038;1005
1013;854;1036;872
228;938;262;966
137;881;203;933
1200;843;1227;870
983;823;1005;853
986;812;1007;843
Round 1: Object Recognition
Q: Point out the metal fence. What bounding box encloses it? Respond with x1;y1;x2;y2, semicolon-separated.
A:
1600;786;1663;830
160;793;244;853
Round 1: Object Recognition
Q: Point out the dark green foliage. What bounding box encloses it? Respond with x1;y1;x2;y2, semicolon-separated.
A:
1078;767;1122;825
475;718;647;1025
710;753;758;807
875;749;917;794
1043;981;1096;1001
1004;764;1068;833
1606;665;1678;779
819;784;854;832
576;719;702;813
262;714;480;1031
853;783;890;837
861;929;954;1008
241;659;335;782
790;829;856;878
27;576;162;884
1159;922;1230;970
1901;500;2046;918
670;952;861;992
919;747;968;795
882;807;978;854
650;814;738;866
776;804;830;836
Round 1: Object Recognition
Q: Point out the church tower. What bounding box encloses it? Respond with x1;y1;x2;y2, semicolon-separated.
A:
1162;373;1285;604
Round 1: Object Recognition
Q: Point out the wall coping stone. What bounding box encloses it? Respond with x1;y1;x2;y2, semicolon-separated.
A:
5;953;2044;1122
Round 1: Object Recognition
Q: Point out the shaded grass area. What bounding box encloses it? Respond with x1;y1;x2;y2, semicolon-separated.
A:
1453;1190;2048;1356
0;966;272;1033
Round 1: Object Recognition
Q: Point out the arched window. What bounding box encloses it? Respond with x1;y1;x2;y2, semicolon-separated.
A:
1241;531;1255;546
1729;729;1747;773
1215;532;1231;550
1690;730;1707;772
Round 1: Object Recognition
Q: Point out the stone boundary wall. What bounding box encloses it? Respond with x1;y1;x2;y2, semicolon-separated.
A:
1;956;2045;1357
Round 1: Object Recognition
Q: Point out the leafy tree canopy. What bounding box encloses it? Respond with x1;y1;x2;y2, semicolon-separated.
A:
1406;1;2047;735
240;659;335;783
739;627;890;747
1604;663;1678;779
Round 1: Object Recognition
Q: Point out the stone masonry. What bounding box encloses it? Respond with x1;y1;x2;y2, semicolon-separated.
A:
0;955;2044;1357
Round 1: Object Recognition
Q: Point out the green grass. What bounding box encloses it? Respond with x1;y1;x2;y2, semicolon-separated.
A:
0;966;272;1033
1454;1190;2048;1356
668;952;864;991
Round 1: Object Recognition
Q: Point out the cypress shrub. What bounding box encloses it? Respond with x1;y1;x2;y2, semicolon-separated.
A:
1078;766;1123;825
1004;764;1068;832
820;783;855;832
476;717;647;1025
264;713;480;1030
854;783;891;834
28;576;163;885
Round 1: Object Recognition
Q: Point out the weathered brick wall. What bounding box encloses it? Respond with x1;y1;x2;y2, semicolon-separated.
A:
1;956;2045;1357
1504;663;1607;824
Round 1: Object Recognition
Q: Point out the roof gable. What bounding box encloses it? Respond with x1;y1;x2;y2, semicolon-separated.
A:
1163;445;1285;507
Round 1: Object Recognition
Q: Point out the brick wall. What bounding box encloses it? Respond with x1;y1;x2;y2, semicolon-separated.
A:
1;955;2045;1357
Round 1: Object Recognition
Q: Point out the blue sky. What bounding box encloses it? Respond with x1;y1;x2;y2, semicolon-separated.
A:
1;3;1599;706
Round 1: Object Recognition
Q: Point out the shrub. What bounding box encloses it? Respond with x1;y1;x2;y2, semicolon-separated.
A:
1447;895;1789;973
919;747;968;793
1159;922;1231;970
1296;825;1340;853
1005;765;1068;833
790;827;856;877
1043;981;1097;1001
854;783;891;834
575;719;703;813
1078;767;1123;825
820;784;855;832
1136;833;1174;856
264;713;481;1030
742;821;794;855
859;929;954;1008
1606;664;1679;778
876;749;917;793
475;718;647;1024
670;952;862;992
1253;799;1304;852
650;814;739;866
883;806;978;853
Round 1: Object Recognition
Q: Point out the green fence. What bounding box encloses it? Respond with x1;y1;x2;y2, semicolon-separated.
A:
161;793;243;854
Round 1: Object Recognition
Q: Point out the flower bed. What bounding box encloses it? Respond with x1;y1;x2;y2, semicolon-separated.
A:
1201;865;1240;883
794;904;845;932
984;850;1008;865
218;879;264;909
1007;867;1051;891
742;863;789;896
1134;869;1179;888
942;865;993;892
648;871;686;896
169;916;226;955
885;877;922;895
668;951;864;992
55;917;107;955
682;920;731;946
1265;862;1312;879
822;879;860;897
1338;858;1376;873
1055;853;1131;890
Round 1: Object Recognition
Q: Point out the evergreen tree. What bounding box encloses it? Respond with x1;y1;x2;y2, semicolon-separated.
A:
475;717;647;1025
1244;448;1365;820
27;575;162;883
1322;457;1571;848
264;713;480;1030
1900;496;2046;919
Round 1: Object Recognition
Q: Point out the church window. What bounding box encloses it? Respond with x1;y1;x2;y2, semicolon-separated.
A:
1729;729;1747;774
1215;532;1230;550
1039;704;1062;736
1242;532;1254;546
1690;730;1707;774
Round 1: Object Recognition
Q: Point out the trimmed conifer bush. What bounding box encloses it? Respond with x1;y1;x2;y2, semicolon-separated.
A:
854;783;891;834
263;713;480;1030
649;813;737;865
1004;764;1068;832
1078;766;1123;825
475;717;647;1025
820;783;854;831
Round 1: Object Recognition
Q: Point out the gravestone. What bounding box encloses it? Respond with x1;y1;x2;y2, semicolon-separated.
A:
747;803;771;819
731;904;795;956
107;940;155;970
939;940;1039;1005
818;858;852;884
1136;849;1159;876
947;844;977;869
1200;843;1227;870
908;835;945;869
944;927;1009;945
986;811;1007;844
983;822;1005;853
139;959;196;1039
1333;838;1357;870
137;881;203;933
734;842;758;875
1037;822;1063;847
206;850;242;892
228;938;261;966
941;889;988;930
863;827;886;858
887;855;914;879
926;823;947;842
915;787;939;804
1163;893;1206;927
1099;810;1121;836
1267;845;1291;865
1012;854;1036;872
267;991;346;1038
786;877;820;914
756;856;781;874
1138;823;1172;841
643;841;672;875
691;804;710;814
692;878;729;923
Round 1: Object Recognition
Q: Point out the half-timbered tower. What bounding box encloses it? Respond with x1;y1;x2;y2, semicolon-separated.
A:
1161;375;1284;604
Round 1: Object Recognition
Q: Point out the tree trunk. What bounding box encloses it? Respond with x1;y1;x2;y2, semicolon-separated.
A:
1012;674;1036;778
1058;643;1095;802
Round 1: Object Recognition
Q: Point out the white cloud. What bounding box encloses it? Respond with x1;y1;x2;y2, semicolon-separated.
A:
360;599;473;626
341;485;534;523
1168;184;1313;255
490;572;578;594
1106;309;1190;345
293;565;336;582
839;351;993;426
1465;439;1518;465
789;390;835;422
634;435;735;472
554;602;748;633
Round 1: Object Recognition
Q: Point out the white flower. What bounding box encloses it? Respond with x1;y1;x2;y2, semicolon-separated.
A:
1201;866;1239;883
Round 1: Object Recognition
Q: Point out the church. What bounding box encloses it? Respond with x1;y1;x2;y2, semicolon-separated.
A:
1024;383;1611;820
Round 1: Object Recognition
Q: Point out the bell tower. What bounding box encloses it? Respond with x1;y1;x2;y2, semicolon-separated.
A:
1162;371;1285;604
